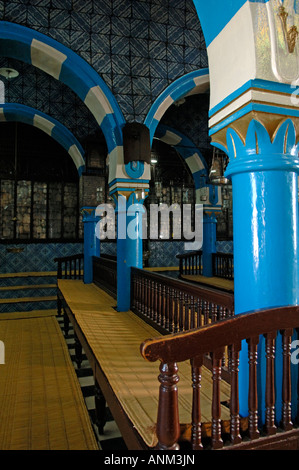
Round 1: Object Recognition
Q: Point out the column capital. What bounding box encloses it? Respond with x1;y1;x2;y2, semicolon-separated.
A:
81;206;99;222
110;186;149;208
223;118;299;178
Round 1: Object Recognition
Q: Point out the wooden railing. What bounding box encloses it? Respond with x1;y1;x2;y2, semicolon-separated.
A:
213;252;234;280
176;250;202;277
141;305;299;450
131;267;234;336
54;253;84;279
93;255;117;298
177;250;234;280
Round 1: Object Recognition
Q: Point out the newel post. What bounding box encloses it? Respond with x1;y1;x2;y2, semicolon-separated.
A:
156;362;180;450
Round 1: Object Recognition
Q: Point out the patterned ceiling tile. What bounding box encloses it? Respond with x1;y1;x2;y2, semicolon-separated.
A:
70;11;90;32
150;4;169;24
51;0;71;9
26;5;49;27
93;0;113;16
111;54;131;75
91;14;112;35
72;0;93;14
112;0;132;19
131;56;150;77
92;53;112;74
70;30;90;52
4;2;27;23
130;19;150;40
0;0;208;127
91;33;111;55
132;1;151;21
167;25;185;45
50;8;71;29
111;16;130;37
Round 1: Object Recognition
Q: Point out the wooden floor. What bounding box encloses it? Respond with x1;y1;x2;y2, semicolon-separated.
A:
0;310;99;450
181;274;234;292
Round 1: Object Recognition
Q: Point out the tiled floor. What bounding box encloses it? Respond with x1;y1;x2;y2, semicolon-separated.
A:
56;314;127;451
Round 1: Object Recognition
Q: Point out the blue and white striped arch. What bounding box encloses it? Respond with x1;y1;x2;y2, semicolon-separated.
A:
0;21;125;173
0;103;85;175
155;124;222;211
144;69;210;144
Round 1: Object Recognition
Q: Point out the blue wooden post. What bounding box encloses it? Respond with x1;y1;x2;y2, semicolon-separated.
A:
202;212;217;277
82;207;100;284
225;119;299;422
115;193;145;312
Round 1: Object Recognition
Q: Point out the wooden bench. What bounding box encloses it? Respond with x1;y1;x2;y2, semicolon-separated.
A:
55;254;299;450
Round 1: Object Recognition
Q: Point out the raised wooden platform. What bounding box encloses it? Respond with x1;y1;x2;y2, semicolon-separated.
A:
0;310;98;450
58;279;231;449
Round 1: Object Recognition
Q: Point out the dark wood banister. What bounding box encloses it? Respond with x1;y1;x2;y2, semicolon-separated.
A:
140;305;299;450
131;267;234;334
54;253;84;279
141;305;299;363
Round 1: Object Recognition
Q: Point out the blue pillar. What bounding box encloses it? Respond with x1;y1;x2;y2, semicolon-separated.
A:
82;207;100;284
202;212;217;277
225;119;299;422
115;193;145;312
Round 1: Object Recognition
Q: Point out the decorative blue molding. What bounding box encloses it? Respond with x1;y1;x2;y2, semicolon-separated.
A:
0;21;125;154
125;161;145;179
0;103;85;175
225;119;299;178
209;78;299;119
155;124;221;210
144;69;209;143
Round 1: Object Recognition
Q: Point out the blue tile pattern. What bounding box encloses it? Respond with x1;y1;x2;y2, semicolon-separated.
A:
216;241;233;254
0;243;83;273
0;0;208;123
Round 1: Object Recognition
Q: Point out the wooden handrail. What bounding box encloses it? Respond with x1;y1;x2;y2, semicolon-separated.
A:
54;253;84;279
176;250;202;276
93;255;117;298
131;267;234;335
141;305;299;363
212;252;234;280
140;305;299;450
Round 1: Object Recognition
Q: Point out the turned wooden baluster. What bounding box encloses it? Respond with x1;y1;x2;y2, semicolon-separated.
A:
211;302;217;323
161;284;166;328
197;298;202;328
136;274;140;311
203;300;209;325
230;342;242;445
189;295;195;330
178;291;183;331
143;276;148;316
191;355;204;449
165;285;170;331
173;290;179;333
247;336;260;440
141;276;145;315
169;287;175;332
156;362;180;450
157;282;162;325
264;331;277;435
211;348;225;449
281;328;293;431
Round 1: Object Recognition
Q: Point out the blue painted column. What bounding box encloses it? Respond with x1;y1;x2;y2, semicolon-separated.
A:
115;192;145;312
225;119;299;422
202;212;217;277
82;207;100;284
